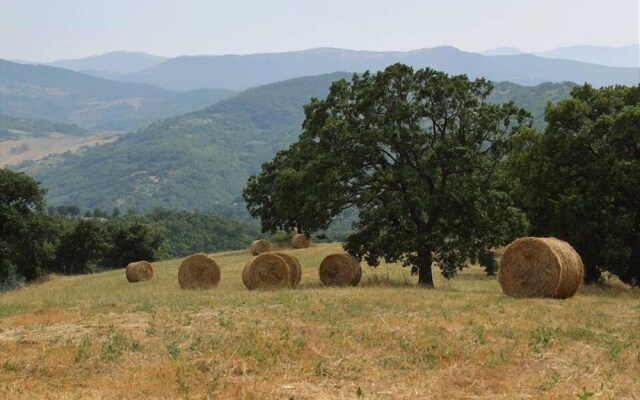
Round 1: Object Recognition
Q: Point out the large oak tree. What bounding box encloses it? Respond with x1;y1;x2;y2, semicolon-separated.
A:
244;64;530;286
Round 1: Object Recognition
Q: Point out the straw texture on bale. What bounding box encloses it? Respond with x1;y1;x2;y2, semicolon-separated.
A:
125;261;154;283
250;239;271;255
241;261;251;289
178;253;221;290
291;234;310;249
274;252;302;287
243;253;290;290
498;237;584;299
319;253;362;286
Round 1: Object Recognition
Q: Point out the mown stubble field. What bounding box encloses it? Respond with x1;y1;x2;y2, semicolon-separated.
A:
1;243;639;399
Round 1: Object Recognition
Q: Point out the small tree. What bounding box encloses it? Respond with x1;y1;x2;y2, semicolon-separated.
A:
0;169;56;282
508;84;640;286
244;64;530;286
104;220;167;268
53;219;109;274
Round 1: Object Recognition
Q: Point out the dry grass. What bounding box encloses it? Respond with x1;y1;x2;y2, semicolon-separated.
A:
0;132;121;167
1;243;639;399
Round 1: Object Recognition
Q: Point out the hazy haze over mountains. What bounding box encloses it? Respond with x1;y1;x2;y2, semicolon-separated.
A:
111;46;640;91
0;60;236;131
9;44;638;93
48;51;168;75
482;44;639;68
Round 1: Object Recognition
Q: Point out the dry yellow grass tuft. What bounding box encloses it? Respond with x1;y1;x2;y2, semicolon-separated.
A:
1;243;638;399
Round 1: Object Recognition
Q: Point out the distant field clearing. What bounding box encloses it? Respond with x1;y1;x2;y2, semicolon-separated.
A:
0;131;121;167
0;243;638;399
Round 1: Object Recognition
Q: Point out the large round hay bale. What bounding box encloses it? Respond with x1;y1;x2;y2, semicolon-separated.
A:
178;253;221;290
250;239;271;255
125;261;154;283
498;237;584;299
291;234;310;249
244;253;290;290
274;252;302;287
319;254;361;286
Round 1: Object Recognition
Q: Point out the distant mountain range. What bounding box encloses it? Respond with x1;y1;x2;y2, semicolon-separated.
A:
10;45;639;92
482;44;639;68
15;74;575;216
49;51;169;74
0;60;236;131
116;46;639;91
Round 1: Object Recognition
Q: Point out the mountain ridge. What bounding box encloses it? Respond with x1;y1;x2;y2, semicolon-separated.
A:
483;44;639;67
119;46;639;91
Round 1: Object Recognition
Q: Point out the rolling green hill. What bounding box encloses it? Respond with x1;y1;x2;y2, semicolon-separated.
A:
0;60;235;131
16;74;574;216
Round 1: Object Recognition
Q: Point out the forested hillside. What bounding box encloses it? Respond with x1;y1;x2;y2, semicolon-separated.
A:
16;74;574;216
0;60;235;131
0;114;87;139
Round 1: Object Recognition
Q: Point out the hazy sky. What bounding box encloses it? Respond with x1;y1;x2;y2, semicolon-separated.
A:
1;0;638;61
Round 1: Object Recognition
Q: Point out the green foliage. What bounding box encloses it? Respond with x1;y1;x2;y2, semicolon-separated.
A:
0;114;87;139
103;220;167;268
244;64;530;286
269;230;293;246
142;208;260;258
508;84;640;286
489;82;575;130
0;168;57;283
52;219;110;274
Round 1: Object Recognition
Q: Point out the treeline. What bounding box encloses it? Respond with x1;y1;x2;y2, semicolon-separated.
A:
0;170;261;291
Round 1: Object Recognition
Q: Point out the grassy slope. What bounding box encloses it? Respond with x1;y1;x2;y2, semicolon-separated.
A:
1;243;638;399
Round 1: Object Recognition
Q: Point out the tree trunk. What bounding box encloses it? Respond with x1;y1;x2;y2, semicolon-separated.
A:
417;249;434;287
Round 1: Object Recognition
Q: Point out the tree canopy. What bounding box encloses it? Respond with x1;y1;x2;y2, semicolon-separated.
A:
0;169;57;283
508;84;640;286
244;64;530;286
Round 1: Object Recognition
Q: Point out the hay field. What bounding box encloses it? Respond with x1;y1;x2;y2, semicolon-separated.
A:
0;243;638;399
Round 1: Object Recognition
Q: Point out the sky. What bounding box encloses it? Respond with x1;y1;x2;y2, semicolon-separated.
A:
1;0;638;62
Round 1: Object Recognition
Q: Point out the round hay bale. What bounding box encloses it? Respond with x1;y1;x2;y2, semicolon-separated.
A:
250;239;271;255
125;261;154;283
319;254;360;286
244;253;290;290
498;237;584;299
274;252;302;287
178;253;221;290
291;234;310;249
